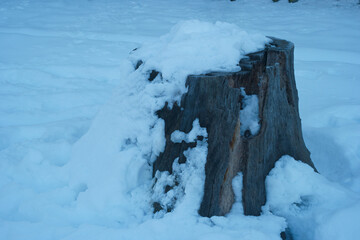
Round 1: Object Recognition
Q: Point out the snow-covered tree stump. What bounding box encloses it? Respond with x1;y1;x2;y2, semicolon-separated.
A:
153;37;316;217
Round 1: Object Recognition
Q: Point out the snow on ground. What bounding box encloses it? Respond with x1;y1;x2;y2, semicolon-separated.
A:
265;156;360;240
0;0;360;239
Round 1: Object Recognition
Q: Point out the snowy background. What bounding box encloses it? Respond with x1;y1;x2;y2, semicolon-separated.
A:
0;0;360;239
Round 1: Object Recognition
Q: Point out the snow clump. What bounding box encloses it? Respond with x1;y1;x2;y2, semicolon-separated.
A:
130;20;269;107
264;155;360;240
239;88;260;136
152;119;208;216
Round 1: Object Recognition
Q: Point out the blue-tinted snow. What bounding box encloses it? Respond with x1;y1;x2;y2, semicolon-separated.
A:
1;0;360;239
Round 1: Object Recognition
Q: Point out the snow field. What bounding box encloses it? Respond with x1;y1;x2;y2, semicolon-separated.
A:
0;0;360;239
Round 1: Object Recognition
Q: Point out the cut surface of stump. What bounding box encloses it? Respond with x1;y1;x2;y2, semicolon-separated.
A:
153;37;316;217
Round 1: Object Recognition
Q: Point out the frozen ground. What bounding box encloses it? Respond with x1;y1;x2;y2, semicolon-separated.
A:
0;0;360;239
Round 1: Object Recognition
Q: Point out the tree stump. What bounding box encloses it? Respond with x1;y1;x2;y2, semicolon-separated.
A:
153;37;316;217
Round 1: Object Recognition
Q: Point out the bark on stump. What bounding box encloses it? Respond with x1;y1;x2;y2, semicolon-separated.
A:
153;37;316;217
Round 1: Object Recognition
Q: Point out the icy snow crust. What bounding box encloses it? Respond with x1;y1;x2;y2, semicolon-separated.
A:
1;0;360;240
